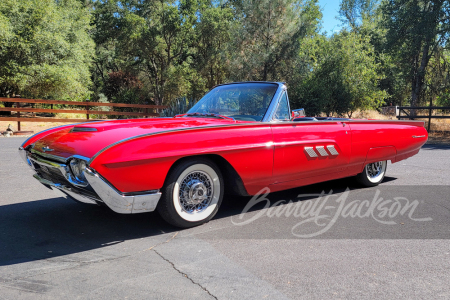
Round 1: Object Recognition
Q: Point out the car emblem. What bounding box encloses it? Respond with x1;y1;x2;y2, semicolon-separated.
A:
42;146;54;152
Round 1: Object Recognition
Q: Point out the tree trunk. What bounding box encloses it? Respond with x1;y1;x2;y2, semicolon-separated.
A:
410;40;431;117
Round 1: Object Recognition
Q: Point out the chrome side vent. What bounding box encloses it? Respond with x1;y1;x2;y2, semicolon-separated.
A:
304;147;318;158
326;145;339;156
316;146;328;156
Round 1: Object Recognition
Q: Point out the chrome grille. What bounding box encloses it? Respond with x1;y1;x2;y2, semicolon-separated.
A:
36;164;68;185
29;152;102;201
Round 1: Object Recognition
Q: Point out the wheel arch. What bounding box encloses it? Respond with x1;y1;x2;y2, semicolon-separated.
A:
165;154;250;197
360;146;397;172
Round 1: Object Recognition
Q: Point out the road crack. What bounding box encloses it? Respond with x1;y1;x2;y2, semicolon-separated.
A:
153;249;218;300
143;231;179;251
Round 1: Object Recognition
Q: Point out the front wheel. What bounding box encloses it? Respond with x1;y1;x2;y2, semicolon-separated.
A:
355;160;387;187
157;158;224;228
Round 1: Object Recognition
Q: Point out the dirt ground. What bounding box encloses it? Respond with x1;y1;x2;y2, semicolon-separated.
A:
0;121;70;134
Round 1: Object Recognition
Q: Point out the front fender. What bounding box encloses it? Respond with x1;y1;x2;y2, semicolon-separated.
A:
89;124;274;194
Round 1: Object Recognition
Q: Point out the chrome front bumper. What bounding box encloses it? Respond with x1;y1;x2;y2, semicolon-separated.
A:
84;168;161;214
21;147;161;214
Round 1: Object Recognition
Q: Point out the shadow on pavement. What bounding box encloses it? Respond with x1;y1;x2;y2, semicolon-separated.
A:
422;144;450;150
0;177;364;267
5;175;450;266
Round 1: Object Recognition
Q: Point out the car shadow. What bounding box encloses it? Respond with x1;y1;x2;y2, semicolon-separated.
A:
422;143;450;150
0;176;396;267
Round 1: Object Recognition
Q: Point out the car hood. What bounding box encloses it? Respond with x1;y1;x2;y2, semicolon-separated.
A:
32;117;242;160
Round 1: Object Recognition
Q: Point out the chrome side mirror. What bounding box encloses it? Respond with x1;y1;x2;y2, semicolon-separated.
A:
291;108;305;120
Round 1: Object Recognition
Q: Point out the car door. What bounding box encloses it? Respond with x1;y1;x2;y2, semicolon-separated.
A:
270;94;352;184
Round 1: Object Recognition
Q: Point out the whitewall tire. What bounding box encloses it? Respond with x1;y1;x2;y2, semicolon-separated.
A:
356;160;387;187
157;158;224;228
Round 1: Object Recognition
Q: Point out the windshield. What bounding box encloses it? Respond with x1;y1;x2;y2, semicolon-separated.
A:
187;83;278;121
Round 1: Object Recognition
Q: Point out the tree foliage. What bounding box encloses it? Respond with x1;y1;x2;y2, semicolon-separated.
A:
382;0;450;107
0;0;94;100
295;31;386;116
4;0;450;118
229;0;321;82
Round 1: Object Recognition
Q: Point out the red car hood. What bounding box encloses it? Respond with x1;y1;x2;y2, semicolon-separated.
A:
32;118;241;159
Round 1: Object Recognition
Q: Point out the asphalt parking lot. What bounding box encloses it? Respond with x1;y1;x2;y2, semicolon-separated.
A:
1;137;449;299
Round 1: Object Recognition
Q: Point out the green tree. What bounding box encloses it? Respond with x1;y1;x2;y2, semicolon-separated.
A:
295;31;386;116
382;0;450;108
115;0;200;105
339;0;381;29
89;0;125;100
190;3;234;96
228;0;321;82
0;0;95;103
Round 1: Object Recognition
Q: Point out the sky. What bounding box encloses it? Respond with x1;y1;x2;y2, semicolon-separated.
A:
318;0;343;35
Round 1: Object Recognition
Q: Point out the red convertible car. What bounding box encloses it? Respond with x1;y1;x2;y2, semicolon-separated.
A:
19;82;428;227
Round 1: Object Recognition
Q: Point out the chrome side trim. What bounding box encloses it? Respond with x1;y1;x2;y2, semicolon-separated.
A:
316;146;328;156
84;168;161;214
412;135;426;138
304;147;318;158
327;145;339;156
88;122;271;164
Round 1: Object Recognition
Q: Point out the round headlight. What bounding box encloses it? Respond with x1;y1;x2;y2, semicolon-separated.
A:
69;158;87;183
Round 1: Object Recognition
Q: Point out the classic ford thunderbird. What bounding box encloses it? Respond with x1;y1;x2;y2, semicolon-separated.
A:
19;82;428;227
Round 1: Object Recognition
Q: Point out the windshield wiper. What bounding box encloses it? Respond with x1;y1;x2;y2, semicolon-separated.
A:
174;113;235;121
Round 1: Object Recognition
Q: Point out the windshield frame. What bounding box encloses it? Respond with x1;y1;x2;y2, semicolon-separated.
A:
186;82;287;122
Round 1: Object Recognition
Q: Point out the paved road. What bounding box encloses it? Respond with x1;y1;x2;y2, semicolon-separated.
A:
0;137;449;299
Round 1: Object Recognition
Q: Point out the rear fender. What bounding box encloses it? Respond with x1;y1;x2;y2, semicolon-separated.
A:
361;146;397;172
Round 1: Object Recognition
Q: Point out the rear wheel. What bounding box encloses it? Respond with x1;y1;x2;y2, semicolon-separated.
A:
356;160;387;187
157;158;224;228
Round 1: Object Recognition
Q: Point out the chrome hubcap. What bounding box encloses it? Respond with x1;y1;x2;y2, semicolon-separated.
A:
367;161;382;178
179;171;213;213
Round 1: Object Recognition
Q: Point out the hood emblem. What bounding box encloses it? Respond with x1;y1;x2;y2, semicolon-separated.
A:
42;146;54;152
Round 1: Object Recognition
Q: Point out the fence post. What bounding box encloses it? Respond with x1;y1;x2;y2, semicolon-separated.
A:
428;106;432;132
428;99;433;132
16;102;21;131
395;106;399;119
86;101;89;120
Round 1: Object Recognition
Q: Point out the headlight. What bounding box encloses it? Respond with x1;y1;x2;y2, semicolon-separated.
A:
69;158;87;184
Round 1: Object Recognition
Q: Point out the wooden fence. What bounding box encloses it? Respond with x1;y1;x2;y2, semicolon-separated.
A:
0;98;167;132
396;106;450;131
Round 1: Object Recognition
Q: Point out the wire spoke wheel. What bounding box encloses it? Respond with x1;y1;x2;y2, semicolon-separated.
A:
356;160;387;187
179;171;213;214
157;158;224;228
366;161;383;178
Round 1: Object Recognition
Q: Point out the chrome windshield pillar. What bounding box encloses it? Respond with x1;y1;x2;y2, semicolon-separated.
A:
262;82;288;122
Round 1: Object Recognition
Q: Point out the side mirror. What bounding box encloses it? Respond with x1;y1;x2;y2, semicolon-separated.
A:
291;108;305;120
